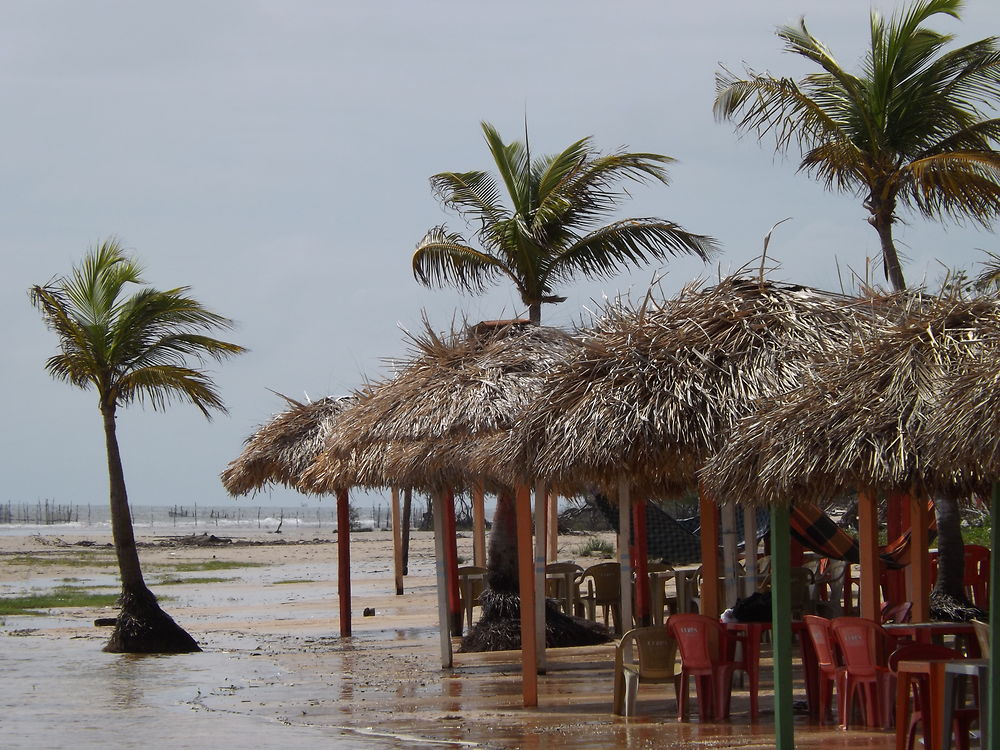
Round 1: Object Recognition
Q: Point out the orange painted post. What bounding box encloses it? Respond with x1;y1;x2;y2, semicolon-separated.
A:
858;488;881;621
909;491;931;623
391;487;403;595
472;482;487;568
698;485;721;617
443;487;462;636
533;482;547;673
631;493;650;627
515;484;538;706
336;487;352;637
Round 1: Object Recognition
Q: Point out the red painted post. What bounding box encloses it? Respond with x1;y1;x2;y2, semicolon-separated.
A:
337;487;351;637
631;495;650;626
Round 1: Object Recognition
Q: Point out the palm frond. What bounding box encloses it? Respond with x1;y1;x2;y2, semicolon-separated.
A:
412;226;514;294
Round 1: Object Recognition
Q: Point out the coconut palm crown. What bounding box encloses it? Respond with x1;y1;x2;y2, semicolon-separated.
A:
30;239;245;653
714;0;1000;291
412;122;717;323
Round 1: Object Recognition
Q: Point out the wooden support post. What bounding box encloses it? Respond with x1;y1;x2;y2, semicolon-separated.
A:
909;490;931;623
743;507;758;597
534;482;547;674
988;482;999;749
472;482;487;569
858;487;881;621
617;479;634;635
547;492;559;563
721;502;739;610
631;491;650;627
697;485;721;617
432;490;453;669
515;485;538;706
401;488;412;576
770;503;794;750
336;487;352;637
443;487;462;636
391;487;403;596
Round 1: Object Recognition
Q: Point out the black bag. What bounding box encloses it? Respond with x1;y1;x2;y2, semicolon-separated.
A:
731;591;772;622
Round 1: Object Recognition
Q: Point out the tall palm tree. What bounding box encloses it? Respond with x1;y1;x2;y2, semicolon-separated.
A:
714;0;1000;611
30;240;246;652
413;121;717;324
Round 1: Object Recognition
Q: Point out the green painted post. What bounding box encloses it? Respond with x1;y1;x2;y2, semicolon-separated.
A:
989;482;999;748
770;503;794;749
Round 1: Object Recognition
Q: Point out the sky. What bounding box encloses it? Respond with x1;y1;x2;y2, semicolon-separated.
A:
5;0;999;511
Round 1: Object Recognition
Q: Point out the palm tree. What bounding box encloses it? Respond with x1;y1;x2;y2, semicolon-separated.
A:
714;0;1000;612
30;240;246;652
413;124;715;649
714;0;1000;292
413;121;717;324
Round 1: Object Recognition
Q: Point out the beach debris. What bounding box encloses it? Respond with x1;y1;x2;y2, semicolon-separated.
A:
362;607;376;617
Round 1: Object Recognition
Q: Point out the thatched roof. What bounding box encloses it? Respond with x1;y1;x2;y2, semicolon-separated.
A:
701;294;1000;507
481;276;876;497
221;395;355;496
300;322;581;494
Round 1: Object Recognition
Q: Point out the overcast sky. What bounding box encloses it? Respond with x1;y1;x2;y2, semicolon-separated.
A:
5;0;999;511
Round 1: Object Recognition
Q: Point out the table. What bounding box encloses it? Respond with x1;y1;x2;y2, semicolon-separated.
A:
545;571;579;615
942;659;988;750
724;621;819;721
884;622;980;655
895;658;959;750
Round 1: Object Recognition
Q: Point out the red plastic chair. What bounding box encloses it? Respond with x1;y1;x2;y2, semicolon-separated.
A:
888;643;979;750
830;617;894;729
880;601;913;624
803;615;845;725
666;613;737;721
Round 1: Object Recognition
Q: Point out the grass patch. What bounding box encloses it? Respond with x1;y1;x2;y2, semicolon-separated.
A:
577;537;615;558
272;579;314;585
0;586;119;616
154;576;230;586
962;524;991;547
5;553;115;569
163;560;266;572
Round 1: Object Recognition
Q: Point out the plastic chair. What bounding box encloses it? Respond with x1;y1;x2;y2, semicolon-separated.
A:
803;615;846;725
889;643;978;750
456;565;487;630
545;561;584;614
758;566;816;619
666;613;737;721
577;562;622;632
830;617;893;729
963;545;990;611
880;601;913;625
612;626;680;716
970;619;989;657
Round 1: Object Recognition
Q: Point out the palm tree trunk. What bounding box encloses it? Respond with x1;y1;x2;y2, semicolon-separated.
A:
868;199;907;292
100;401;200;653
528;302;541;325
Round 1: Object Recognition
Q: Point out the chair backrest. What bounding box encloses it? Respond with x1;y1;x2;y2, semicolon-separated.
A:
964;545;990;609
803;614;839;668
457;566;487;602
546;561;584;576
831;617;891;672
880;601;913;624
888;643;961;673
971;619;990;656
619;626;678;680
582;562;621;601
667;613;725;670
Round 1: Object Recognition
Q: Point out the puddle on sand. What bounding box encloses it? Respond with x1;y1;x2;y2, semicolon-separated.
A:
0;634;437;750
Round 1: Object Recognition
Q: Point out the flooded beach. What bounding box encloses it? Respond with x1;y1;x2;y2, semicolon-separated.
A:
1;527;901;749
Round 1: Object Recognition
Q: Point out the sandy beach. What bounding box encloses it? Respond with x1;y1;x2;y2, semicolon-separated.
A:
1;527;901;749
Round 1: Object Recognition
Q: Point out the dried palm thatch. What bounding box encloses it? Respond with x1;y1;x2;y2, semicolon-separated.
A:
302;322;581;494
702;294;1000;508
483;276;876;497
221;394;356;496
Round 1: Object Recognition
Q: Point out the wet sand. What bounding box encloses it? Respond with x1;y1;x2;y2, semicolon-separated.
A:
0;528;902;749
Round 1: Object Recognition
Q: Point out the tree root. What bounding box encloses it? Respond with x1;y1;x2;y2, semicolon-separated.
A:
103;585;201;654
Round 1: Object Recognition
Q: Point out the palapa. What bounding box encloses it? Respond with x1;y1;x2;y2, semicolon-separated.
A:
484;276;876;498
221;394;356;496
701;294;1000;507
302;322;581;494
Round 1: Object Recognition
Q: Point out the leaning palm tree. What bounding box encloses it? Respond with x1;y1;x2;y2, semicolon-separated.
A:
714;0;1000;611
714;0;1000;292
30;240;245;653
412;121;717;324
